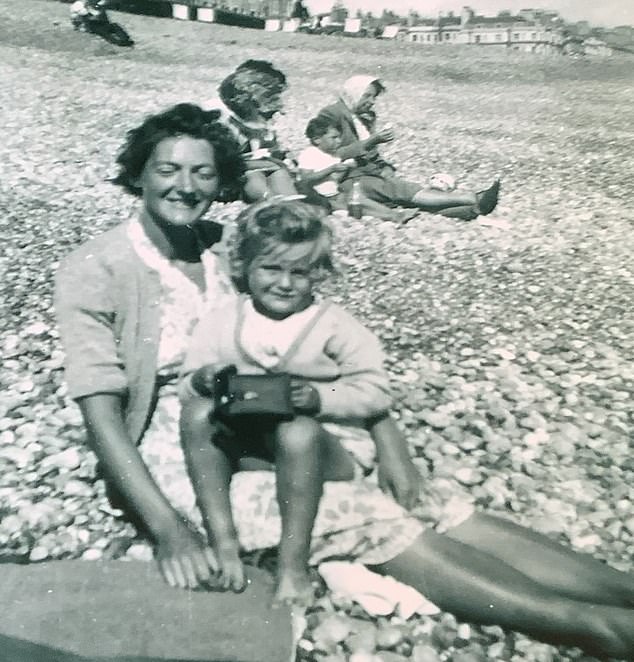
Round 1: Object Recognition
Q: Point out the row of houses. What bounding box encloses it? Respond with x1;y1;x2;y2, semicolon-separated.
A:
402;7;605;55
123;1;621;55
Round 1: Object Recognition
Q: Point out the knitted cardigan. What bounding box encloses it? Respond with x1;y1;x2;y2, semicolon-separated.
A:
182;295;392;421
54;220;227;445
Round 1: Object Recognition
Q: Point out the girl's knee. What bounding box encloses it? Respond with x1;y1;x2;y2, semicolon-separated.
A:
276;416;322;454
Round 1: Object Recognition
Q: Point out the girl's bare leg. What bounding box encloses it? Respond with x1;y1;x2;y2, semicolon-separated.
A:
273;416;325;605
371;531;634;659
447;511;634;607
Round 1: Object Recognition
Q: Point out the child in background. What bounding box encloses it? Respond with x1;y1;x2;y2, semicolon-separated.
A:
179;200;396;605
297;116;417;224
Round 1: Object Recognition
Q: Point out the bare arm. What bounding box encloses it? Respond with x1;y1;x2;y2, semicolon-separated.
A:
298;162;349;187
78;393;218;588
368;412;421;510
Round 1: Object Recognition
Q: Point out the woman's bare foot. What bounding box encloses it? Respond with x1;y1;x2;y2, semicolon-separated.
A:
273;569;315;607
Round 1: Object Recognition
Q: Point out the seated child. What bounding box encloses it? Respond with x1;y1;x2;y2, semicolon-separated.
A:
178;200;400;605
297;117;417;224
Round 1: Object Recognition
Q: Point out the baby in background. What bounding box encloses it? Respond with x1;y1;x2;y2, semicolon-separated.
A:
178;200;394;605
296;116;417;224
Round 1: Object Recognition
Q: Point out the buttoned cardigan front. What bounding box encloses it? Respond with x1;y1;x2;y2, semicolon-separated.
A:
54;221;226;445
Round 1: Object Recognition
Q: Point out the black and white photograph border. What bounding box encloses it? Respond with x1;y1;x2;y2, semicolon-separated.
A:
1;1;633;660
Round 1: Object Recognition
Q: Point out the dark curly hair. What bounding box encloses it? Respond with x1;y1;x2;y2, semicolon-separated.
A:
112;103;245;200
219;60;287;120
236;59;287;86
305;116;337;142
230;199;335;291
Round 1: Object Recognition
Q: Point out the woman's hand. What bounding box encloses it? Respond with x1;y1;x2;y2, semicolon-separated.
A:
377;451;421;511
329;162;351;175
290;379;321;415
370;127;395;146
154;518;220;590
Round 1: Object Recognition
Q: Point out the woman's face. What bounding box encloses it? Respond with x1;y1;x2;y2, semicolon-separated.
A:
138;136;219;229
354;84;379;115
251;79;285;120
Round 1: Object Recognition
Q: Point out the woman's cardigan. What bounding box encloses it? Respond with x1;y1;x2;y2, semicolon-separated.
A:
54;221;226;445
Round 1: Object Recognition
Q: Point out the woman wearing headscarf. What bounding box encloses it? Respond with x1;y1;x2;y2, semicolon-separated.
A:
316;75;500;221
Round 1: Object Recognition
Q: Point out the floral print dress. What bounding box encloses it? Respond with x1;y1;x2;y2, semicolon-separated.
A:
128;219;474;566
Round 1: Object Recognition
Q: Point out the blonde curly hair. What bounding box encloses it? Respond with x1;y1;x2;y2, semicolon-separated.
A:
229;199;335;292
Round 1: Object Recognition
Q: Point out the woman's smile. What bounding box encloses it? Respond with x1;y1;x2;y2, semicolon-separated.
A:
138;136;219;229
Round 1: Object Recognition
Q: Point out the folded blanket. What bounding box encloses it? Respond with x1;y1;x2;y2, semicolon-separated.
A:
0;560;293;662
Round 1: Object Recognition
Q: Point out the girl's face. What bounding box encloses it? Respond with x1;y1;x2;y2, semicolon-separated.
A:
138;136;219;229
246;242;319;320
354;84;379;115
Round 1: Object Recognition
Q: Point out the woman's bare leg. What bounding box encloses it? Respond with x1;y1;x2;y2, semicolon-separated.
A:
412;180;500;216
447;512;634;607
243;171;270;201
359;193;418;224
411;188;477;211
371;531;634;659
267;168;298;196
436;204;479;221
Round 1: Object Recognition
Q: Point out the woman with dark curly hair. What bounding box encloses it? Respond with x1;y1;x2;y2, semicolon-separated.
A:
55;103;246;584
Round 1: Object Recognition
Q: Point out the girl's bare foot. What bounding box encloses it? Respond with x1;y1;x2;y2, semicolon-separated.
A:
273;569;315;607
215;545;247;592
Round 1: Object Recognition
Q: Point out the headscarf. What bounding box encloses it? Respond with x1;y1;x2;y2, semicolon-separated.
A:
338;75;385;113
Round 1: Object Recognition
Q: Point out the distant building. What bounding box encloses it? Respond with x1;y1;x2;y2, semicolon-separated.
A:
582;37;612;56
192;0;292;18
405;5;563;53
405;16;461;44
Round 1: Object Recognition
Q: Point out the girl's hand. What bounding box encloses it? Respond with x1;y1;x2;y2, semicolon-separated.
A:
154;519;219;590
190;364;217;397
377;452;421;511
290;380;321;415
